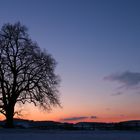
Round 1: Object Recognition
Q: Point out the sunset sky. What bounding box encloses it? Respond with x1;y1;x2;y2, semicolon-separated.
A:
0;0;140;123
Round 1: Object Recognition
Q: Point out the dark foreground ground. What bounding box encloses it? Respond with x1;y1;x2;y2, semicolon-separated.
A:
0;129;140;140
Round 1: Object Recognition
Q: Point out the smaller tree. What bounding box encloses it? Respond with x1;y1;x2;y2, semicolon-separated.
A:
0;22;60;128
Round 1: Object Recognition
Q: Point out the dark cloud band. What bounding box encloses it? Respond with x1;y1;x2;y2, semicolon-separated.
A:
61;115;98;121
105;71;140;88
61;116;88;121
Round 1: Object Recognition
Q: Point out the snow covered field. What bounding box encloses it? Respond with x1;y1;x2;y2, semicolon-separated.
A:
0;130;140;140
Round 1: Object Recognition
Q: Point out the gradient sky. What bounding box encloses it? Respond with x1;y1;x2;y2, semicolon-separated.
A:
0;0;140;123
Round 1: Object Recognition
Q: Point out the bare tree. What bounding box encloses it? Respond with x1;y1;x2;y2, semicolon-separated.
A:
0;22;60;128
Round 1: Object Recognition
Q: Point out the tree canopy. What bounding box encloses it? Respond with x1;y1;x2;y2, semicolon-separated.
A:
0;22;60;127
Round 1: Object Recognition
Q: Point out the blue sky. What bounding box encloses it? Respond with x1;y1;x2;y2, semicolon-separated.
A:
0;0;140;122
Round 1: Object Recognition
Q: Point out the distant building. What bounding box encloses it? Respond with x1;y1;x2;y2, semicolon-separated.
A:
74;122;94;130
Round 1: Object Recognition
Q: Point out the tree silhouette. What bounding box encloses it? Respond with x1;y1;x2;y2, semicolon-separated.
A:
0;22;60;128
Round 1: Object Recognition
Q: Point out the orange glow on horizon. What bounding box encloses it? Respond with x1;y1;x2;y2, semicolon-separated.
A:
0;104;140;123
1;112;140;124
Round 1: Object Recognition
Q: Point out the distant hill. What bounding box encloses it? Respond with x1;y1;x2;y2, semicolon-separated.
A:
0;119;140;130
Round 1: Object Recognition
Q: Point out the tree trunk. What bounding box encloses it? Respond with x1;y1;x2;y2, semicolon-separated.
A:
5;106;14;128
5;116;14;128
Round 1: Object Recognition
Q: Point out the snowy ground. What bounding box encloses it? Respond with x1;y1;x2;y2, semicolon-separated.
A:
0;129;140;140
